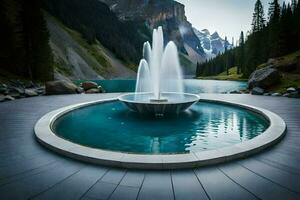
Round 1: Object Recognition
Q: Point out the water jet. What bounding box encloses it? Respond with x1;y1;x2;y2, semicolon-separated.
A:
119;26;199;114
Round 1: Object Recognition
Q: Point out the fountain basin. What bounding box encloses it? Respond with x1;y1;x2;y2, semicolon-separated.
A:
118;92;200;115
34;97;286;169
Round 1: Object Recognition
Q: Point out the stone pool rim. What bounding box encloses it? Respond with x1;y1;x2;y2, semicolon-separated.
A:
34;96;286;170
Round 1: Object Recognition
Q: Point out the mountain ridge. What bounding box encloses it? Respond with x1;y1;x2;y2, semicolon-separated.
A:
193;28;233;59
46;13;136;80
99;0;206;66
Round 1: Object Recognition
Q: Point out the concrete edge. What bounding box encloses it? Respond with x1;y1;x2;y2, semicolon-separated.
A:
34;96;286;170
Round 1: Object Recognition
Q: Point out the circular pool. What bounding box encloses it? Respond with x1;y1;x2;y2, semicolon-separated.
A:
35;97;286;169
52;101;268;154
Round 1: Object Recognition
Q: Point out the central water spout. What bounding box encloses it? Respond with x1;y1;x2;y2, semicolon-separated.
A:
135;26;184;102
119;26;200;115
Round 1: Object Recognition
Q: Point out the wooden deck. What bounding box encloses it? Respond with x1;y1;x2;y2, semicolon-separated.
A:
0;93;299;200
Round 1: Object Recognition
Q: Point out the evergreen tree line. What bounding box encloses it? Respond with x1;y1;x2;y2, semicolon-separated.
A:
0;0;53;81
196;0;300;78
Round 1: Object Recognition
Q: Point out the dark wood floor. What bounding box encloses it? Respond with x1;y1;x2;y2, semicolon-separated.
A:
0;93;299;200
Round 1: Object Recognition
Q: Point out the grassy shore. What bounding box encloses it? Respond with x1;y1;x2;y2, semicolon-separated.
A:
197;67;247;81
267;50;300;93
198;50;300;93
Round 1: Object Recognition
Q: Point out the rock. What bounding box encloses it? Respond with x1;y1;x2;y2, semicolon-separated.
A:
283;93;289;97
85;88;100;94
267;58;276;65
286;87;296;93
9;92;21;99
229;90;242;94
240;89;250;94
9;86;24;95
271;93;281;96
81;81;98;91
24;89;38;97
98;86;104;93
76;87;84;94
0;95;5;102
0;84;8;94
284;92;300;98
251;87;264;95
5;95;15;101
45;80;77;95
36;87;45;95
0;95;15;102
248;66;281;89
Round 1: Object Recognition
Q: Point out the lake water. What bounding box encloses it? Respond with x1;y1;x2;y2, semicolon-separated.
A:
75;79;247;94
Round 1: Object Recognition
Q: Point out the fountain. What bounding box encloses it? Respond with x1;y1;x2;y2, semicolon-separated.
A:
119;26;199;115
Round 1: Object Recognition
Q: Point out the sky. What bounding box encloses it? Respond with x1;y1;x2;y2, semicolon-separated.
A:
176;0;291;42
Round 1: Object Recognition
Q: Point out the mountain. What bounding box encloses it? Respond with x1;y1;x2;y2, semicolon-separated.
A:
193;28;233;59
42;0;151;66
43;0;205;75
99;0;206;65
46;14;136;80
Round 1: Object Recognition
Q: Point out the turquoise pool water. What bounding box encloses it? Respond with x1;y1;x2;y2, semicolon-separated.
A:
52;101;269;154
75;79;247;93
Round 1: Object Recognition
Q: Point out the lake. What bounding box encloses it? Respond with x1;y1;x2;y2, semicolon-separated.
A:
75;79;247;94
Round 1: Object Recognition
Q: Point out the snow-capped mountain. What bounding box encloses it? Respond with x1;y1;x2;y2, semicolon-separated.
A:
193;28;233;59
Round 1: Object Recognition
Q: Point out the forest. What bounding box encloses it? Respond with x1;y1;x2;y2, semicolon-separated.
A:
0;0;151;82
196;0;300;78
0;0;53;81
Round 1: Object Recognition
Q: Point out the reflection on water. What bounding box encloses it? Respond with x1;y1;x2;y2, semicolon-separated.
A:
53;101;269;154
76;79;247;94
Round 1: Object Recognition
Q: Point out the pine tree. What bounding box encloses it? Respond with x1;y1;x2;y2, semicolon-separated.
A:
294;0;300;48
224;36;229;75
238;31;245;75
21;0;53;81
0;0;54;81
291;0;298;12
268;0;281;23
252;0;265;32
279;3;294;54
268;0;282;57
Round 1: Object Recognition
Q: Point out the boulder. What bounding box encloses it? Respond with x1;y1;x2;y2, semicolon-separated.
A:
0;84;8;94
283;93;289;97
9;86;25;95
76;87;84;94
45;80;77;95
24;89;38;97
0;95;15;102
230;90;242;94
9;92;21;99
251;87;264;95
85;88;100;94
35;87;45;95
81;81;98;91
98;86;104;93
5;95;15;101
248;66;281;89
284;92;300;98
271;93;281;96
0;95;5;102
286;87;296;93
